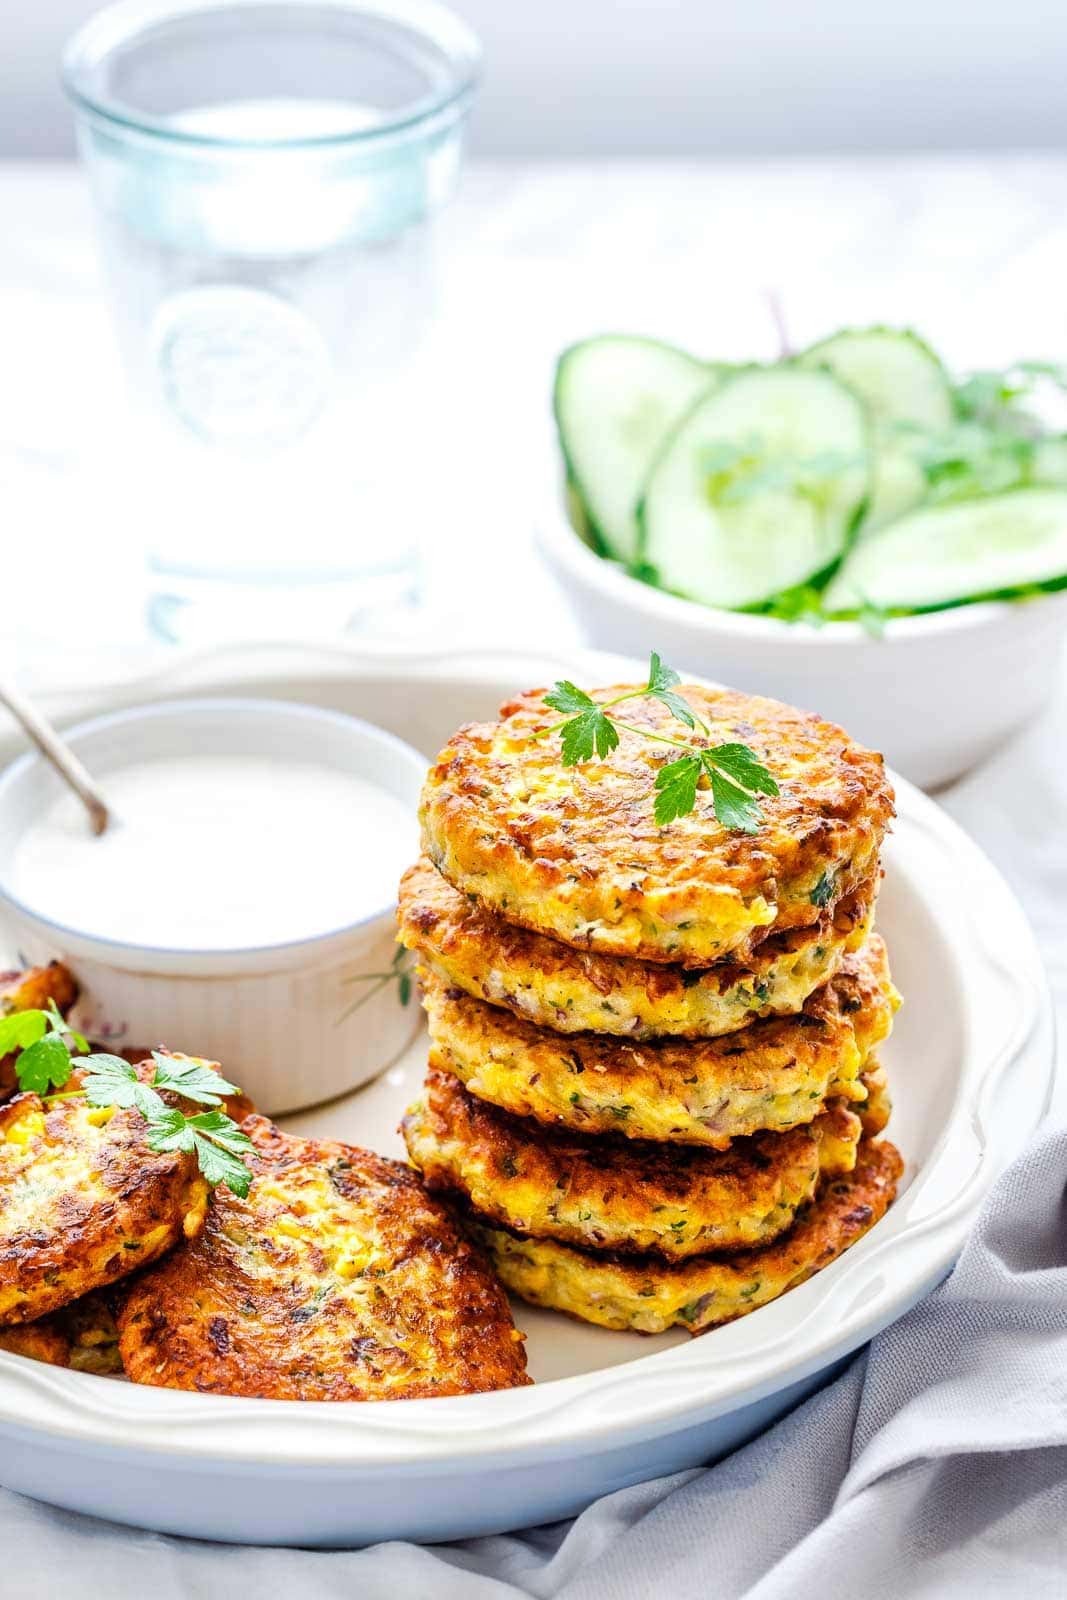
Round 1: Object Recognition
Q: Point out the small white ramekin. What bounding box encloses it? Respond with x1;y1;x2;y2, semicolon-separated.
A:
540;503;1067;789
0;698;426;1115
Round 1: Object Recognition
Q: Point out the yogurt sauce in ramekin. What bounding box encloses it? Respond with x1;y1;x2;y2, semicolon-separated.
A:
10;754;413;951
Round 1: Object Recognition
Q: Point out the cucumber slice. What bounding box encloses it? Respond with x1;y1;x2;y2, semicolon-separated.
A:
554;337;714;563
799;327;954;432
799;328;953;533
823;488;1067;612
638;367;870;610
1031;435;1067;486
868;449;929;531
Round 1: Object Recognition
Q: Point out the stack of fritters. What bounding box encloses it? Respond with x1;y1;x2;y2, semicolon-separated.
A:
400;682;903;1335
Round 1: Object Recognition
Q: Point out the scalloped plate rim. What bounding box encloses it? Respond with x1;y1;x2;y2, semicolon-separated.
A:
0;647;1055;1475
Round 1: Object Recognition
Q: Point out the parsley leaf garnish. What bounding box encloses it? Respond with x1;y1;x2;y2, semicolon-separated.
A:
7;1017;252;1195
654;754;702;826
337;944;415;1025
702;744;780;835
809;871;835;907
543;680;597;716
3;999;86;1094
146;1108;253;1199
82;1053;166;1118
645;651;697;729
150;1049;241;1106
542;652;779;831
16;1033;75;1096
559;706;620;764
0;1009;49;1057
44;1000;88;1057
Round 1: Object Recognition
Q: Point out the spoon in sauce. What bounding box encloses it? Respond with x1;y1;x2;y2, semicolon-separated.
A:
0;673;111;836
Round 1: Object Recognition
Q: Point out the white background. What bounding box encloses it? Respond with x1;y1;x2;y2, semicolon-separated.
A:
6;0;1067;157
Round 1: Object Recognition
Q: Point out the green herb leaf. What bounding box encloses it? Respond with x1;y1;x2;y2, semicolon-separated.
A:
756;583;827;626
0;1009;48;1058
702;437;866;507
704;743;779;797
559;706;620;765
809;871;835;907
143;1105;191;1150
701;439;747;479
43;999;87;1055
16;1032;74;1095
541;654;777;831
953;360;1067;428
147;1108;253;1197
645;651;697;729
856;596;889;638
707;772;761;834
544;680;597;716
81;1054;166;1119
653;754;702;825
646;651;678;693
2;1010;254;1197
702;743;780;834
953;370;1026;423
150;1050;241;1106
1016;358;1067;387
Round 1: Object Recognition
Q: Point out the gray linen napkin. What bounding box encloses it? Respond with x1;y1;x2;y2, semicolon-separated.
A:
2;1119;1065;1598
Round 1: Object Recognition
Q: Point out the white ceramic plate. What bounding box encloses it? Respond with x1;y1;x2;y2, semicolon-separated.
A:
0;646;1055;1547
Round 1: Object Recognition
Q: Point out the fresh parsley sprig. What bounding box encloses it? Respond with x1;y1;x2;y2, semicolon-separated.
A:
541;652;779;833
954;360;1067;429
701;439;866;506
0;999;88;1094
0;1014;253;1198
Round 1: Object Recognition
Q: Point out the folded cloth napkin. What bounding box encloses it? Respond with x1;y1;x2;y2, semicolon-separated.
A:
2;1119;1065;1599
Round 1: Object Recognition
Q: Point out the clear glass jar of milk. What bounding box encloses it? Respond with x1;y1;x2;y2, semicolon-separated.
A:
63;0;480;643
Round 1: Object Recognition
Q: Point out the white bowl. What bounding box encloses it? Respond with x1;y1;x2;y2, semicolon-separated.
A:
539;507;1067;789
0;697;425;1114
0;648;1055;1547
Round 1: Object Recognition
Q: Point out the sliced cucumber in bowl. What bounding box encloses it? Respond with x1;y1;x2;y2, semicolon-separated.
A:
865;449;929;532
823;488;1067;613
637;367;870;610
799;327;954;534
553;336;716;564
799;327;954;432
1032;435;1067;486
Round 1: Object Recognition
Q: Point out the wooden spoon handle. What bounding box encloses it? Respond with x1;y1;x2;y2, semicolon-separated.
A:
0;674;111;835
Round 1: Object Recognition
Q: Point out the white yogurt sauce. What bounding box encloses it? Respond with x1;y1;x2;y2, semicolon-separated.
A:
10;756;414;950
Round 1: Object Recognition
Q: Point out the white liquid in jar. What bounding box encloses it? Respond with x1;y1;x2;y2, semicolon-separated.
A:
10;756;415;950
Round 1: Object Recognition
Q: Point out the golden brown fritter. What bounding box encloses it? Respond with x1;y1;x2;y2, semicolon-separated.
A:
399;856;877;1039
0;962;79;1100
420;684;893;966
403;1065;863;1258
857;1059;892;1137
473;1138;903;1334
0;1069;208;1326
0;1290;121;1374
422;934;898;1147
0;1317;69;1366
117;1117;530;1401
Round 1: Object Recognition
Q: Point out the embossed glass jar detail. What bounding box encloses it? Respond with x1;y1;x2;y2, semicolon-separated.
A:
63;0;481;643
